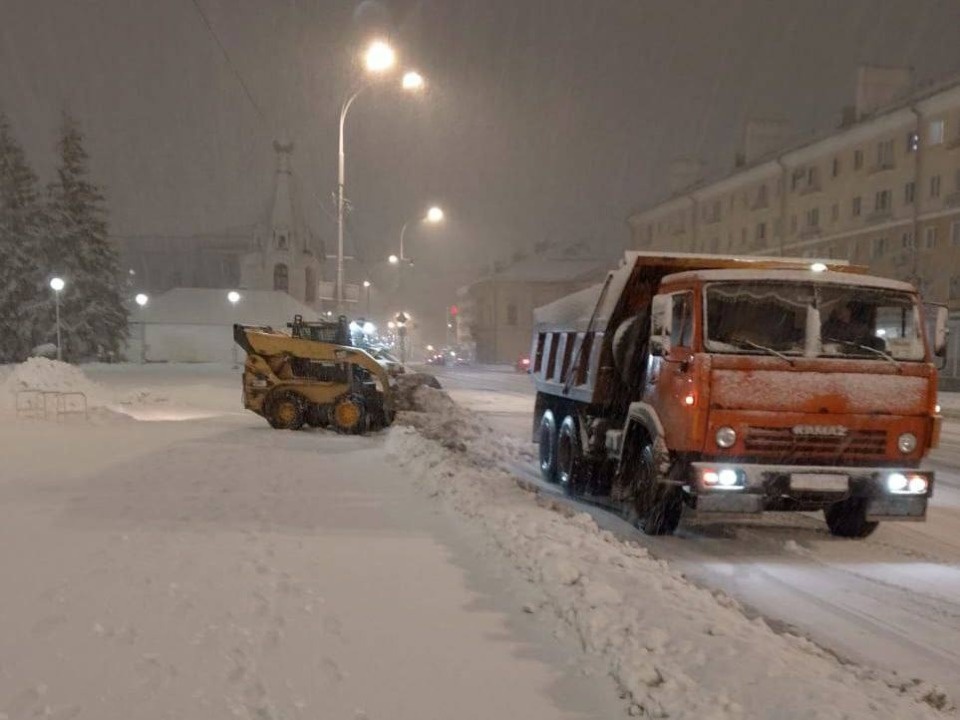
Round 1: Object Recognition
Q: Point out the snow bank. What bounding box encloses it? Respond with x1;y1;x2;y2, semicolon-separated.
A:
388;393;953;719
0;357;108;409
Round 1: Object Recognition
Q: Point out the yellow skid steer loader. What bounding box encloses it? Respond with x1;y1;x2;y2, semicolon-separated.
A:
233;316;395;434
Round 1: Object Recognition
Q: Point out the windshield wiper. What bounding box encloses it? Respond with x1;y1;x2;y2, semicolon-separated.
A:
822;336;902;372
731;338;796;366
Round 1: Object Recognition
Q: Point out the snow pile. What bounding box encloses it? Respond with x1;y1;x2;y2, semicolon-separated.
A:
0;357;108;409
396;384;535;466
387;406;954;718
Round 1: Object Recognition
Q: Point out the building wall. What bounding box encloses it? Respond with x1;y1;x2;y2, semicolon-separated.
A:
629;86;960;306
468;279;597;364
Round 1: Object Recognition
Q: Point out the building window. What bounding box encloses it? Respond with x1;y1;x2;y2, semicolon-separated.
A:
273;263;288;292
506;303;518;326
874;189;892;212
756;222;766;241
931;175;941;198
305;267;316;303
872;237;887;259
807;166;819;187
876;139;894;169
953;221;960;247
901;231;915;250
852;196;862;217
905;181;915;204
806;207;820;228
831;203;839;222
924;226;938;250
832;157;840;177
951;276;960;299
929;119;945;145
791;168;804;191
854;149;863;170
276;232;288;251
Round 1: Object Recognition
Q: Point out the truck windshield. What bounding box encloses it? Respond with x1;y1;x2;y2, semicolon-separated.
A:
704;281;925;362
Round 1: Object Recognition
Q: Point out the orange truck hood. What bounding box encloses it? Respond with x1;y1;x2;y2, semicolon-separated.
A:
708;356;935;416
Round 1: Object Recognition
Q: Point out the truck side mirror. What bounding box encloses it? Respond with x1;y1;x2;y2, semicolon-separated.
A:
650;294;672;357
934;304;949;358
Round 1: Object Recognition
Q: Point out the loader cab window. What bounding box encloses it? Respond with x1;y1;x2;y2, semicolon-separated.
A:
671;292;694;348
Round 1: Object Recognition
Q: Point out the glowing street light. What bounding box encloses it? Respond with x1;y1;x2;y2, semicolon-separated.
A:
364;40;396;73
362;280;372;314
402;70;425;91
227;290;241;304
426;206;444;223
49;277;65;361
388;254;400;265
134;293;149;363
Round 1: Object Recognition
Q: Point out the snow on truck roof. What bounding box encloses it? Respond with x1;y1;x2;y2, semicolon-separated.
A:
533;251;902;332
664;268;917;292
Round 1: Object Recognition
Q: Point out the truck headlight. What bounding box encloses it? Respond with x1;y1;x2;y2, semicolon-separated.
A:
897;432;917;454
715;427;737;448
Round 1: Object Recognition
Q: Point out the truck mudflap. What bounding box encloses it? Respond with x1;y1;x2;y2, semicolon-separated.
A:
688;462;931;521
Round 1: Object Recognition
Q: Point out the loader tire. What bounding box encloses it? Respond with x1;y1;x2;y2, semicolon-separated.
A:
333;395;366;434
266;390;305;430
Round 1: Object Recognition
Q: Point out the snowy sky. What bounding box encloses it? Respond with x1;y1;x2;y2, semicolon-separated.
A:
3;0;960;315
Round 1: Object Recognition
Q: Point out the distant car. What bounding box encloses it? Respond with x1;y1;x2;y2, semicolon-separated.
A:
516;355;531;373
426;353;446;366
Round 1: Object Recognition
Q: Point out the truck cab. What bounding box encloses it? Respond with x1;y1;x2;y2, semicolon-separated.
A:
531;253;948;537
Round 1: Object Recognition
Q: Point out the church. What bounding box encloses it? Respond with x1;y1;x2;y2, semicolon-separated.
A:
115;139;327;309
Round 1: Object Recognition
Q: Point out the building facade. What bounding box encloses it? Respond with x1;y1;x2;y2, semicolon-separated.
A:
628;69;960;302
458;252;606;365
627;68;960;387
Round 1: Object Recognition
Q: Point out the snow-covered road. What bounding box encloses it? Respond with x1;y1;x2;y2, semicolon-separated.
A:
429;364;960;695
0;363;625;720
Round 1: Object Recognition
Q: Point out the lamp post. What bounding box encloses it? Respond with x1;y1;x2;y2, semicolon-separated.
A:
335;42;425;311
362;280;372;316
228;290;241;368
391;206;444;301
49;277;65;361
135;293;149;363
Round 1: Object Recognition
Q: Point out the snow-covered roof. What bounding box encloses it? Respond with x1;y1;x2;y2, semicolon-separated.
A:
132;288;320;326
664;268;916;292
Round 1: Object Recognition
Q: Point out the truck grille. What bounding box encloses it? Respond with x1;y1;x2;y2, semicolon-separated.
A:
743;426;887;458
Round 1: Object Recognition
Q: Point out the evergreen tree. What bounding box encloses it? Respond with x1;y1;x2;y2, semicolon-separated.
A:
45;112;127;360
0;112;45;362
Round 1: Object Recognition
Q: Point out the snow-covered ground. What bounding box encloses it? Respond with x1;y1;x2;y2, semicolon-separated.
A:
2;359;958;718
429;364;960;698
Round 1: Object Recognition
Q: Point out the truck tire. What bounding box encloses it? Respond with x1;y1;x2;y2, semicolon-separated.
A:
266;390;305;430
824;498;879;538
538;410;558;483
632;443;682;536
557;415;589;496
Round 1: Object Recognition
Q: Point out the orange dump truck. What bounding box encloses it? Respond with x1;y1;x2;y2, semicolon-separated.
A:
531;252;948;537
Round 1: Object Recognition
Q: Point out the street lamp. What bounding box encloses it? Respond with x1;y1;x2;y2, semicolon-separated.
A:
336;41;427;311
135;293;149;364
388;254;399;265
227;291;241;368
362;279;372;315
49;277;65;361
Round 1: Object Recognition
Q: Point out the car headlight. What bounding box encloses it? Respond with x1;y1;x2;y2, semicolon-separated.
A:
897;432;917;454
715;426;737;448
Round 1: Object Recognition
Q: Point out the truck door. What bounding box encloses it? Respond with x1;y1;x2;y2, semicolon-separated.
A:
646;291;698;451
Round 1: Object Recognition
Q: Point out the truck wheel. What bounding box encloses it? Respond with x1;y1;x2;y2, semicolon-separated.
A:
557;415;589;496
824;498;879;538
266;390;305;430
633;443;682;536
538;410;558;483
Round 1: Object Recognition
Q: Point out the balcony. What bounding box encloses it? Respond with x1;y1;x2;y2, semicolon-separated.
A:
866;208;893;224
798;182;822;196
868;161;896;175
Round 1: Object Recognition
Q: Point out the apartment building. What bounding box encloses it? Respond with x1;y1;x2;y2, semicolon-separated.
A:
627;67;960;386
629;67;960;302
